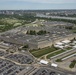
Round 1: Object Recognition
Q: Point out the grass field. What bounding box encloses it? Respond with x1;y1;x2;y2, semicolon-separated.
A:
46;50;65;59
30;47;58;58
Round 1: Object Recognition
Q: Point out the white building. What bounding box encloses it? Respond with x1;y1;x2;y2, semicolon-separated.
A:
40;60;48;65
62;40;70;44
51;63;58;67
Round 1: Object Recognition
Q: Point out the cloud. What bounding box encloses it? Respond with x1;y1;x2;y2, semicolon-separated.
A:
1;0;76;4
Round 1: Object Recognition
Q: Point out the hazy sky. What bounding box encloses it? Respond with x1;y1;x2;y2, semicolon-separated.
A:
0;0;76;10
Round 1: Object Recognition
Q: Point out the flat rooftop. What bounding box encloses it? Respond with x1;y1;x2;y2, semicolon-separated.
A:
0;21;75;48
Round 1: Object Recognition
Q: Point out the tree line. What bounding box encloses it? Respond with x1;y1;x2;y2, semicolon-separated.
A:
26;30;47;35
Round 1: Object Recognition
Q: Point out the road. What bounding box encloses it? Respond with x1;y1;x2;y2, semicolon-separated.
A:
47;65;76;75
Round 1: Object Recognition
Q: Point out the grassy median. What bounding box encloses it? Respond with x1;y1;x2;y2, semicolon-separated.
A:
46;50;65;59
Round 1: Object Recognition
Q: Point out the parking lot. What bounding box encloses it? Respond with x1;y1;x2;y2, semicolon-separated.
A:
5;53;34;64
0;50;8;57
0;58;34;75
31;67;66;75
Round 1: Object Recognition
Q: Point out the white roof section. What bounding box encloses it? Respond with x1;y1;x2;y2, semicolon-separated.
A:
54;45;64;49
73;45;76;48
64;45;69;47
62;40;70;44
73;41;76;44
51;63;58;67
40;60;48;65
56;42;63;45
58;46;64;49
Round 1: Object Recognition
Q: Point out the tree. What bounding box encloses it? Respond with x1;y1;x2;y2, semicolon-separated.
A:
37;30;47;35
23;45;29;49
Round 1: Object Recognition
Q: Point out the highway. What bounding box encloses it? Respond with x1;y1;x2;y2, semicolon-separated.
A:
36;14;76;20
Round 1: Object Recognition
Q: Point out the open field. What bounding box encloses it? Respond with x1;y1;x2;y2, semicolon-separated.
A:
30;47;58;58
0;18;23;32
0;14;36;32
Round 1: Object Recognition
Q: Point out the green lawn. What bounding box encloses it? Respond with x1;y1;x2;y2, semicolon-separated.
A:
69;60;76;68
30;47;58;58
56;59;62;62
46;50;65;59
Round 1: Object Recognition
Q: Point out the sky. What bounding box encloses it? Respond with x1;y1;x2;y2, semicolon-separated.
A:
0;0;76;10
